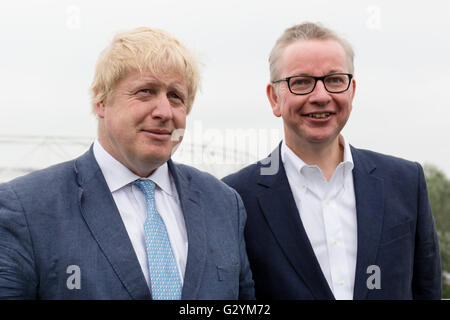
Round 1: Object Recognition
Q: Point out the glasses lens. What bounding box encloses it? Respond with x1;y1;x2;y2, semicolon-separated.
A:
324;74;350;92
289;76;315;94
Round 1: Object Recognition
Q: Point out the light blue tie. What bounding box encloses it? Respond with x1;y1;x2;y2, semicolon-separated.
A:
133;179;182;300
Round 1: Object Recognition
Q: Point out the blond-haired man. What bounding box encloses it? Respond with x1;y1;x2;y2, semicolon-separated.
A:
0;27;254;300
223;22;441;299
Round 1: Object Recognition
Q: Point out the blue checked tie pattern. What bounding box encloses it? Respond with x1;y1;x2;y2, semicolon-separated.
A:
133;179;182;300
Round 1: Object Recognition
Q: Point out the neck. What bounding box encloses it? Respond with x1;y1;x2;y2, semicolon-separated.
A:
97;125;160;178
286;136;344;181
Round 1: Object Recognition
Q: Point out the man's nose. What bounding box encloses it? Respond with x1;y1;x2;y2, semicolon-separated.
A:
309;80;332;105
152;93;173;120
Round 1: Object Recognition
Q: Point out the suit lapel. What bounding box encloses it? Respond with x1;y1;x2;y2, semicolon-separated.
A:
257;145;334;299
168;160;207;300
350;147;384;300
74;147;151;300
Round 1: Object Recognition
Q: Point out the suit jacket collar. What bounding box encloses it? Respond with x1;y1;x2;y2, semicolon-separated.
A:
350;146;384;300
74;146;207;300
256;143;335;299
167;160;206;300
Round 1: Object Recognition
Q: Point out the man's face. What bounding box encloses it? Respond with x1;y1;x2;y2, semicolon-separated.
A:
267;39;356;150
96;70;188;177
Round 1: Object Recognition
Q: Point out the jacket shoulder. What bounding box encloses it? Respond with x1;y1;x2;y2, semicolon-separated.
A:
353;147;418;166
0;160;77;207
2;160;75;189
172;162;238;196
222;162;262;194
352;147;422;180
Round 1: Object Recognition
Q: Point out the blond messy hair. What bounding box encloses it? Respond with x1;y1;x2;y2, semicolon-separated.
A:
269;22;355;81
90;27;200;114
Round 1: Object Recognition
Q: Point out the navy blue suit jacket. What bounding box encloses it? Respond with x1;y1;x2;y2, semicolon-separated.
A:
223;143;441;299
0;146;255;299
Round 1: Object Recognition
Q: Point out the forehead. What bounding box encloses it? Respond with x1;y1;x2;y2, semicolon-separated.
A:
279;39;349;76
118;69;188;91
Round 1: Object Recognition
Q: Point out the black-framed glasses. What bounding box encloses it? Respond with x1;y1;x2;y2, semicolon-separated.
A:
272;73;353;95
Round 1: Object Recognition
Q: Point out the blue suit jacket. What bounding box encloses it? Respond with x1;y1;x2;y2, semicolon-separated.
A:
0;146;255;299
223;143;441;299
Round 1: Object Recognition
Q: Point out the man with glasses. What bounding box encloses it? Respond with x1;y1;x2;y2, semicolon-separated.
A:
223;22;441;299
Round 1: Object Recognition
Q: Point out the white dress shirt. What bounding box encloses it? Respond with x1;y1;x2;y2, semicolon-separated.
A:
281;135;357;300
93;140;188;288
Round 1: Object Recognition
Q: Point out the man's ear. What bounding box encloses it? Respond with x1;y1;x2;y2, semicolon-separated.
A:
96;101;106;118
349;78;356;113
351;78;356;100
266;83;281;117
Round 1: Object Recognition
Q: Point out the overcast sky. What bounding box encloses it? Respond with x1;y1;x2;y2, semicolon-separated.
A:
0;0;449;178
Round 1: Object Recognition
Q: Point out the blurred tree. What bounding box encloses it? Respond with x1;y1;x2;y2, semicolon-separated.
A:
424;164;450;296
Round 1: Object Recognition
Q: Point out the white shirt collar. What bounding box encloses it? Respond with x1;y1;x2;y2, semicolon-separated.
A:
93;139;174;196
281;135;354;197
281;135;354;172
338;134;355;178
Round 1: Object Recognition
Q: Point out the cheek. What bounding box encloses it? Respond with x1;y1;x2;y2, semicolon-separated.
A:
281;97;305;119
337;96;353;115
104;109;136;141
173;108;187;128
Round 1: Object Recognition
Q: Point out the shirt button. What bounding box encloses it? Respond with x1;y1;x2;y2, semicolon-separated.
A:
332;239;338;245
338;280;344;286
325;200;330;205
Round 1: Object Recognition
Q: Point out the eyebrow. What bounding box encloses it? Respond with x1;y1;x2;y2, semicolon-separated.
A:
131;79;183;89
132;79;159;88
130;80;187;97
327;69;345;74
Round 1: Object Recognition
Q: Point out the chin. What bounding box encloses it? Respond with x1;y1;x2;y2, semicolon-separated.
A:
135;145;170;162
145;150;171;162
306;133;338;145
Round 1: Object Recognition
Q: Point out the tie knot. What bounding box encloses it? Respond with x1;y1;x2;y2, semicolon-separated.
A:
133;179;156;197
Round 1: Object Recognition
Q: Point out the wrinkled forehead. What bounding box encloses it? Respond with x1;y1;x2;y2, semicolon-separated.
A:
108;55;191;96
125;68;188;91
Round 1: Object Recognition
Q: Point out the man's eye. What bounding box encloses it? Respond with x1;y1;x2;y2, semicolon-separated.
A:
290;77;313;88
169;92;184;102
293;79;311;85
137;89;151;94
327;76;344;83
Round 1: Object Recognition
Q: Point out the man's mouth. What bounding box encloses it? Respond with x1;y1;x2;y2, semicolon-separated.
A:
305;112;333;119
141;128;173;141
143;128;172;135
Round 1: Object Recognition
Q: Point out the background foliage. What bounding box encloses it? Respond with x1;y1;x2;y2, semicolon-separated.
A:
424;164;450;298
